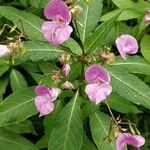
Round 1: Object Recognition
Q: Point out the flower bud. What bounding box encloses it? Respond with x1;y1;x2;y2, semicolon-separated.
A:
58;53;70;64
144;9;150;23
62;64;71;77
61;81;74;89
71;5;83;14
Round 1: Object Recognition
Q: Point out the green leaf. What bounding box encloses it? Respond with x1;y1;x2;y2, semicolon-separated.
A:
80;133;97;150
112;0;134;9
29;0;49;8
85;15;118;52
140;35;150;62
74;0;103;45
10;69;27;92
22;41;64;62
100;9;141;21
0;87;37;127
90;111;116;150
0;64;9;78
36;135;48;149
39;61;59;74
64;38;83;55
106;66;150;109
112;56;150;75
44;101;63;143
0;75;9;96
0;6;44;40
48;90;83;150
107;93;141;114
67;62;82;81
0;128;39;150
2;120;36;134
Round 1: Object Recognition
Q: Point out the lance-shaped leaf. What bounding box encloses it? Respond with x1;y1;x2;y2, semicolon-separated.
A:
74;0;103;45
90;111;116;150
0;75;9;96
10;69;27;92
0;6;44;40
85;15;118;52
106;66;150;109
0;87;37;127
0;128;39;150
112;56;150;75
111;0;134;9
48;90;83;150
140;35;150;63
20;41;64;62
0;64;9;78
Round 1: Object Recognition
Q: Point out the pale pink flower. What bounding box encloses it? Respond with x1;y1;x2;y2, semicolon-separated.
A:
34;85;61;117
116;133;145;150
41;0;73;46
115;35;138;59
144;9;150;23
61;81;74;89
62;64;71;77
85;64;112;104
0;45;10;57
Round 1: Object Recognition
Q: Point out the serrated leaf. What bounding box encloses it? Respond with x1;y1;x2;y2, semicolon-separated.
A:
0;128;39;150
48;90;83;150
0;87;37;127
106;66;150;109
107;93;141;114
140;35;150;62
112;0;134;9
85;15;118;52
74;0;103;45
10;69;27;92
22;41;64;61
112;56;150;75
0;6;44;40
90;111;116;150
2;120;36;134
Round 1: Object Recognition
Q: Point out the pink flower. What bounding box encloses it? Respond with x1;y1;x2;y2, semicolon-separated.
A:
62;64;71;77
115;35;138;59
144;9;150;23
34;85;61;117
116;133;145;150
85;64;112;104
41;0;73;46
0;45;10;57
61;81;74;89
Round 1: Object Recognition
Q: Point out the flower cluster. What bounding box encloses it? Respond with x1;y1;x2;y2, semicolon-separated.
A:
42;0;73;46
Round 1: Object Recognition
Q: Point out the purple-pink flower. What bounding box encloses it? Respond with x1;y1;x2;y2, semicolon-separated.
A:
62;64;71;77
41;0;73;46
0;45;10;57
116;133;145;150
85;64;112;104
34;85;61;117
115;35;138;59
145;9;150;23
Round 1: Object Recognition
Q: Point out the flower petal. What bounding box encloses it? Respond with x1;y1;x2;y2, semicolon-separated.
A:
116;133;145;150
41;21;72;46
35;85;49;96
0;45;10;57
85;83;112;104
39;102;54;117
85;64;110;84
49;88;61;101
115;35;138;59
44;0;71;23
34;95;48;112
145;9;150;22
